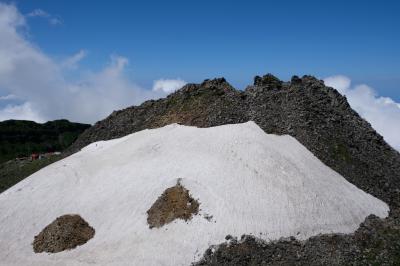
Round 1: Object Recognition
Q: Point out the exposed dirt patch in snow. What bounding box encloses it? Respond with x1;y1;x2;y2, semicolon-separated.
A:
147;181;200;228
32;214;95;253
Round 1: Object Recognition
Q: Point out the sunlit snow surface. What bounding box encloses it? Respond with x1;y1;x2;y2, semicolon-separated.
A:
0;122;389;265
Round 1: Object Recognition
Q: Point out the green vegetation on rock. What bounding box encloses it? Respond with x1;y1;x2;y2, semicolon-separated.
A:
331;142;352;163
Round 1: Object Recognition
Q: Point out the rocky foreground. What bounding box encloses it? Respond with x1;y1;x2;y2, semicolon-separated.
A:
68;74;400;265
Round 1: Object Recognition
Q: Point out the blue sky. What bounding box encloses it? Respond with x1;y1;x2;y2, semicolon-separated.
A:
0;1;399;149
13;0;400;96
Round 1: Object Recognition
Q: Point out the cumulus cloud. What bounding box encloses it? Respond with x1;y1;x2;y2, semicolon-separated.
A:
0;3;169;124
0;102;45;122
65;55;166;122
324;75;400;151
152;78;187;93
324;75;351;94
27;8;61;25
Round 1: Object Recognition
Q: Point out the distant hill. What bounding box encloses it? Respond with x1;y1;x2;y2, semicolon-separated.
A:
0;119;90;164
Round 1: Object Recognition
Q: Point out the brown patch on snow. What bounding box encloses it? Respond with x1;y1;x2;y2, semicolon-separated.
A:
33;214;95;253
147;181;200;228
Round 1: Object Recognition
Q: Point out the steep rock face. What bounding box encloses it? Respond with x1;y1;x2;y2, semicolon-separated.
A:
246;75;400;210
70;74;400;211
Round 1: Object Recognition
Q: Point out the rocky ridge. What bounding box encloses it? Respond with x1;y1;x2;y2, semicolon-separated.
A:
69;74;400;265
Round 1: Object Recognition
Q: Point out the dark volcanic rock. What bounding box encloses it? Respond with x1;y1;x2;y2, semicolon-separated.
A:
195;214;400;266
68;74;400;265
69;77;247;151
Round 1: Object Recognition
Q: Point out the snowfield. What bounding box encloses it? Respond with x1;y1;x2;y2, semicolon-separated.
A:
0;122;389;265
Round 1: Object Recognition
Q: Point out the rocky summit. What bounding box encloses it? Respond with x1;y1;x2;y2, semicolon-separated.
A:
66;74;400;265
71;74;400;210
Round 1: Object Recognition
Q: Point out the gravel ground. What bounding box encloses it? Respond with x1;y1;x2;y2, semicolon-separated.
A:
147;181;199;229
33;214;95;253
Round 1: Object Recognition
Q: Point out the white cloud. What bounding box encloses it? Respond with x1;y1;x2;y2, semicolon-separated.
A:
61;50;87;70
152;78;187;93
27;8;61;25
65;55;166;123
0;94;17;100
49;17;61;25
0;3;169;124
324;75;351;94
27;9;48;17
0;102;45;122
324;75;400;151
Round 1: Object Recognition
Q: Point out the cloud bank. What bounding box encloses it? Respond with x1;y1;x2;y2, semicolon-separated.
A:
0;3;184;124
324;75;400;151
0;102;43;122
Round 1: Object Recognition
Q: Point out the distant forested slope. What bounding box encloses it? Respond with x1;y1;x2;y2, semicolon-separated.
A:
0;119;90;163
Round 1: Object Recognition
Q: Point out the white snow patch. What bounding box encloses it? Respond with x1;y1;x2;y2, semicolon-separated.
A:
0;121;389;265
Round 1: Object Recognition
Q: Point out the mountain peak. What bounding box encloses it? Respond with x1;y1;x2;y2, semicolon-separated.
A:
69;74;400;212
253;73;282;87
